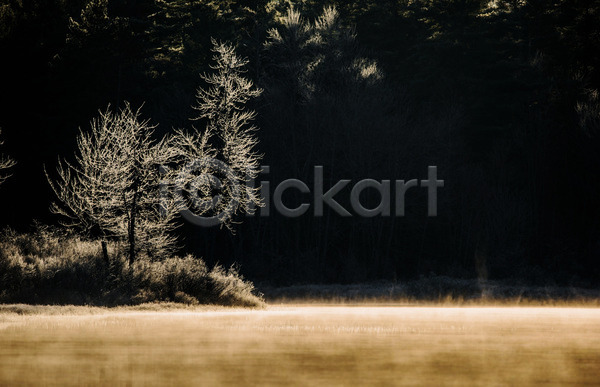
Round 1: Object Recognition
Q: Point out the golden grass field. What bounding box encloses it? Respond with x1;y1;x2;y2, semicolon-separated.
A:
1;304;599;386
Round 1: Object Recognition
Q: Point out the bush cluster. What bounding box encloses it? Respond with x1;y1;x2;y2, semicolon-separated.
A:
0;226;264;307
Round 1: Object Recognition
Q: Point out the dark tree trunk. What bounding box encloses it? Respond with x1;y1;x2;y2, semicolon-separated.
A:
128;206;136;266
101;240;109;264
129;181;139;266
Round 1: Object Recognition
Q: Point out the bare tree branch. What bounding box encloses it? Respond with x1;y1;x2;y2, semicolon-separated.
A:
0;129;16;186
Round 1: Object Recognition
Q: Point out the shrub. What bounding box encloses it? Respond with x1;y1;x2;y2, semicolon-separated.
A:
0;226;264;307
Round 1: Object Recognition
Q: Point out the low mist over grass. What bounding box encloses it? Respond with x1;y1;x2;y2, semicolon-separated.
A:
261;279;600;306
0;226;263;307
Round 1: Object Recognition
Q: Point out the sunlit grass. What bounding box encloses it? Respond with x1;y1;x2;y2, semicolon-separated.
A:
1;304;599;385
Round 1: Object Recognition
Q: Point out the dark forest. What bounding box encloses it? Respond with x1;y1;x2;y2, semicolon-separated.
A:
1;0;600;289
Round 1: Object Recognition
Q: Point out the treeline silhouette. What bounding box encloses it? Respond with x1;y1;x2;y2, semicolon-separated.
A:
1;0;599;286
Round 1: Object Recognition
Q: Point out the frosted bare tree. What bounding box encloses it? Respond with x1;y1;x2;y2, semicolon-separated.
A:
46;103;179;264
0;129;16;186
48;40;263;265
171;39;263;229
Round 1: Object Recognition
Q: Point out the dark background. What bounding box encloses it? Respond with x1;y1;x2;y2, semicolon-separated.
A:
1;0;599;286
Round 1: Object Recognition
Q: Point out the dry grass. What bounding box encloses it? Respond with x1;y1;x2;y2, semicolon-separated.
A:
260;280;600;306
0;302;252;315
1;304;599;385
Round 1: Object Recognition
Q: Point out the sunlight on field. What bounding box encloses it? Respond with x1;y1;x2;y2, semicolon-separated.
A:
1;305;599;385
